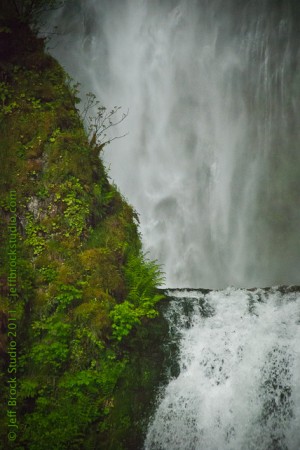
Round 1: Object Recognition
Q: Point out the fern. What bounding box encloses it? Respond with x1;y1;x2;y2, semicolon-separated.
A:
110;252;165;341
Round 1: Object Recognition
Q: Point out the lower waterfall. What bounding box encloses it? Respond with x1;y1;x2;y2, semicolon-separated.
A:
144;287;300;450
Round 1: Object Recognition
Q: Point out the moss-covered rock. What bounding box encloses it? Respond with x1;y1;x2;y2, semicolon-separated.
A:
0;12;166;449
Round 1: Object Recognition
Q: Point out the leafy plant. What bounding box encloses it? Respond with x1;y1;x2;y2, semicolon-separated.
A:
110;301;141;341
54;284;82;311
54;177;90;237
38;265;57;282
0;81;18;116
25;213;46;255
49;127;60;143
29;315;71;371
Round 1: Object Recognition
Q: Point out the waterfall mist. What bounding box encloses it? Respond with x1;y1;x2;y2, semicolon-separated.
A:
45;0;300;288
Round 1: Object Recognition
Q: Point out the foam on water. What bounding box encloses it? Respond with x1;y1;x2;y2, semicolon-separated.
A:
144;288;300;450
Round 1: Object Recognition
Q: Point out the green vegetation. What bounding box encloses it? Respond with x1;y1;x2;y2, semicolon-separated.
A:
111;254;164;341
0;13;166;449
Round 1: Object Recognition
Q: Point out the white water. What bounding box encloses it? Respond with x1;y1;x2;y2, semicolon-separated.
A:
144;288;300;450
45;0;300;289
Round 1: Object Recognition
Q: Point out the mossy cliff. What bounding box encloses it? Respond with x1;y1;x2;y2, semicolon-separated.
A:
0;15;167;450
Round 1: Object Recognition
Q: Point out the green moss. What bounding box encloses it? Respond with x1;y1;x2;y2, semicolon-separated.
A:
0;15;166;450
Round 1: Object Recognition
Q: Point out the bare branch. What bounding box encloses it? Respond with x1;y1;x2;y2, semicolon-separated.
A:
102;132;129;146
100;109;129;134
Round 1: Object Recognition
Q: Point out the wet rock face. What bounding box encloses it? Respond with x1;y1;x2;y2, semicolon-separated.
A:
100;309;170;450
27;196;44;220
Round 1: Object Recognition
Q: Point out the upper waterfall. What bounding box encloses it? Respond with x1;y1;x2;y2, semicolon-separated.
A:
45;0;300;288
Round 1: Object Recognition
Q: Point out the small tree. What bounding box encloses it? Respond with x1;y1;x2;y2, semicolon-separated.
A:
81;92;128;152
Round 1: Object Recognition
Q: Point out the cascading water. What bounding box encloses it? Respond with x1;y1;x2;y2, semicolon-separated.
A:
44;2;300;449
144;288;300;450
46;0;300;289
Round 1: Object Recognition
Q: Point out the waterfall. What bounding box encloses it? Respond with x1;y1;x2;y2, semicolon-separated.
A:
46;0;300;289
44;3;300;448
144;287;300;450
